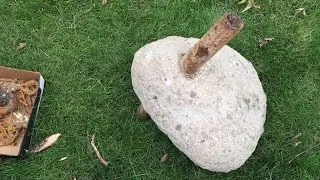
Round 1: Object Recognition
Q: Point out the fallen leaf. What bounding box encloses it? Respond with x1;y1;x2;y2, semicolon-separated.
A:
90;134;109;166
31;133;61;153
292;133;302;147
264;38;274;41
253;3;260;9
238;0;247;4
101;0;108;6
293;133;302;140
59;157;68;161
160;153;168;163
16;42;27;51
294;141;302;147
259;37;274;47
239;0;261;13
295;8;306;16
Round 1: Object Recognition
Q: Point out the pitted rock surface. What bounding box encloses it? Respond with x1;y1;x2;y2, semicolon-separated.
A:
131;36;267;172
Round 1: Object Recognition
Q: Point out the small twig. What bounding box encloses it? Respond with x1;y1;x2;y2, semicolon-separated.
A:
90;134;109;166
289;143;319;164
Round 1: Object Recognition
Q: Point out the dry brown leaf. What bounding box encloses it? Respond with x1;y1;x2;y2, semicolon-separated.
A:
31;133;61;153
101;0;108;6
90;134;109;166
160;153;168;163
59;157;68;161
259;38;274;47
16;42;27;51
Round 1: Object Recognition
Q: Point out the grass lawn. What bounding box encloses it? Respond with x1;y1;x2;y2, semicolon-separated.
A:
0;0;319;179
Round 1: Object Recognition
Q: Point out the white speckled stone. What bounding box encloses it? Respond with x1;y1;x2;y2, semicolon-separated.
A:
131;36;267;172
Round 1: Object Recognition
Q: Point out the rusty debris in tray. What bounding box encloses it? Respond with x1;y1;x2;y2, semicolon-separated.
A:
0;78;38;147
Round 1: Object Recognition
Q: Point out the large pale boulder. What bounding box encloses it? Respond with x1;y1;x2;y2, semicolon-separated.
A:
131;13;267;172
131;36;266;172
